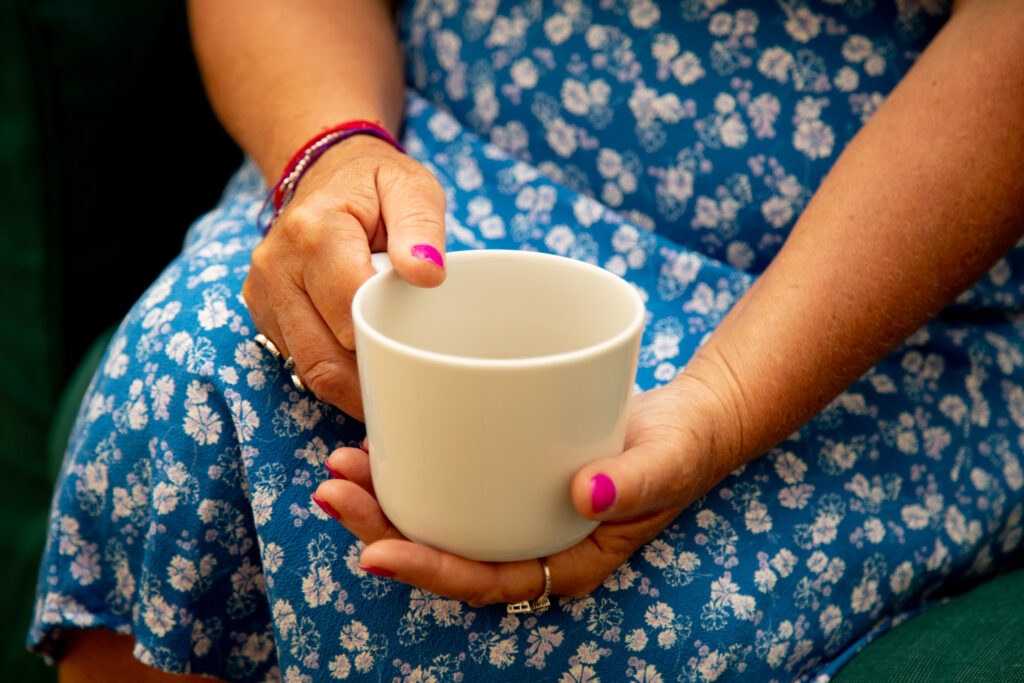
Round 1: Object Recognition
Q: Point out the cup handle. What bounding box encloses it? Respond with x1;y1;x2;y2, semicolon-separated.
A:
370;251;394;273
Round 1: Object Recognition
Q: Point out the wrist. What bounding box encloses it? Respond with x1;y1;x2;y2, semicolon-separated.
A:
669;350;751;485
258;120;404;234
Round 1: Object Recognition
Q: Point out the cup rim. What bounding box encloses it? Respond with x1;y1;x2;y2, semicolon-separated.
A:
352;249;646;369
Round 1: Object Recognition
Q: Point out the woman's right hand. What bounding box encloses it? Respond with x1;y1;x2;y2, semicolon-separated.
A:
313;377;738;605
243;134;448;420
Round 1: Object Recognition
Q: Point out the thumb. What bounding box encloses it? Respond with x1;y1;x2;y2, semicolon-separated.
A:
571;433;708;522
377;160;448;288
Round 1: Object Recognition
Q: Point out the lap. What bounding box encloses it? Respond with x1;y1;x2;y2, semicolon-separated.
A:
30;95;1024;682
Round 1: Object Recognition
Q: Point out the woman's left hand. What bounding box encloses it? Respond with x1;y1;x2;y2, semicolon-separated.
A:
311;379;734;605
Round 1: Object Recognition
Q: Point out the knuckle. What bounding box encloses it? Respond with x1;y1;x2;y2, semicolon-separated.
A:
328;226;373;255
241;274;256;307
600;532;640;559
241;287;266;329
300;357;349;400
632;469;657;511
385;162;445;201
343;183;382;219
335;327;357;351
465;585;499;608
412;166;446;199
415;184;447;216
279;202;319;233
397;208;446;236
285;215;324;255
241;271;274;325
248;242;274;276
469;567;514;606
498;583;527;606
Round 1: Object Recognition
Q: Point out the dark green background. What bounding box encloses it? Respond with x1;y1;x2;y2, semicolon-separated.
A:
1;1;238;679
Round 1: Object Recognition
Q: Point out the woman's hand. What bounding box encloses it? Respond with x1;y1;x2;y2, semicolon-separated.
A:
243;135;447;420
312;378;736;605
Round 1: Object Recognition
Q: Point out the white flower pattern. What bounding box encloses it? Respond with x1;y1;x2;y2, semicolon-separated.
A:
31;1;1024;682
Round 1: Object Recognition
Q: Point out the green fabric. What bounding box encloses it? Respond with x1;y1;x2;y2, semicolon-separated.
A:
46;326;118;482
833;567;1024;682
0;0;239;679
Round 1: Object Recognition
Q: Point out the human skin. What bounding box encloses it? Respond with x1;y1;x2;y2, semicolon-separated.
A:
316;0;1024;603
63;0;1024;678
192;0;448;419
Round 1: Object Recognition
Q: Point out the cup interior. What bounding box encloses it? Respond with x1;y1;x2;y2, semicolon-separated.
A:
355;251;643;362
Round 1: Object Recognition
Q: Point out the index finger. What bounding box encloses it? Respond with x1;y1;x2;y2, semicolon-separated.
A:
358;539;548;607
357;498;683;604
300;211;378;351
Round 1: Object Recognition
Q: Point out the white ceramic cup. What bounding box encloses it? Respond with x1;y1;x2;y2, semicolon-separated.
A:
352;250;645;562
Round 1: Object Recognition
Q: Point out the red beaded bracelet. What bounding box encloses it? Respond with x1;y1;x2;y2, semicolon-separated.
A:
257;120;405;234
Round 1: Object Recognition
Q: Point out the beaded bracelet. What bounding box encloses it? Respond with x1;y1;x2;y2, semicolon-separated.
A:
257;120;405;234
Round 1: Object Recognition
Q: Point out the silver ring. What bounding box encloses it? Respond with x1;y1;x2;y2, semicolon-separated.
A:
507;558;551;615
253;333;281;359
284;357;306;392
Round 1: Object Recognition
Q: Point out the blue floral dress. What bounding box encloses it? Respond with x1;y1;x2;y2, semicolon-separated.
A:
30;1;1024;681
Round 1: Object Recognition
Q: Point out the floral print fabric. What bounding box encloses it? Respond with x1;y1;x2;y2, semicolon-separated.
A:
30;1;1024;681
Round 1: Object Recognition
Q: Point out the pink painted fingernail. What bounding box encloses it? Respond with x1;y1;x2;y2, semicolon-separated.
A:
411;243;445;269
312;495;341;520
590;473;616;514
359;565;395;579
324;462;344;479
359;438;369;453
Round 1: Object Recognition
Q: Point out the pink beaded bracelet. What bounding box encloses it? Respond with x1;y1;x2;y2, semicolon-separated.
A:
257;120;405;234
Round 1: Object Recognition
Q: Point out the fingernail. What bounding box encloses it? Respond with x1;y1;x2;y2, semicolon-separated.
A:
312;495;340;520
324;462;344;479
590;473;616;514
411;243;445;269
359;565;395;579
358;438;369;453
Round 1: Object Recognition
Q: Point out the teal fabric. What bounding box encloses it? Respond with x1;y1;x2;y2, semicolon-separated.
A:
0;0;238;679
833;567;1024;682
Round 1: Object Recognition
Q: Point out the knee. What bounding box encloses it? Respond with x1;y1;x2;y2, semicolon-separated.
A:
59;628;222;683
